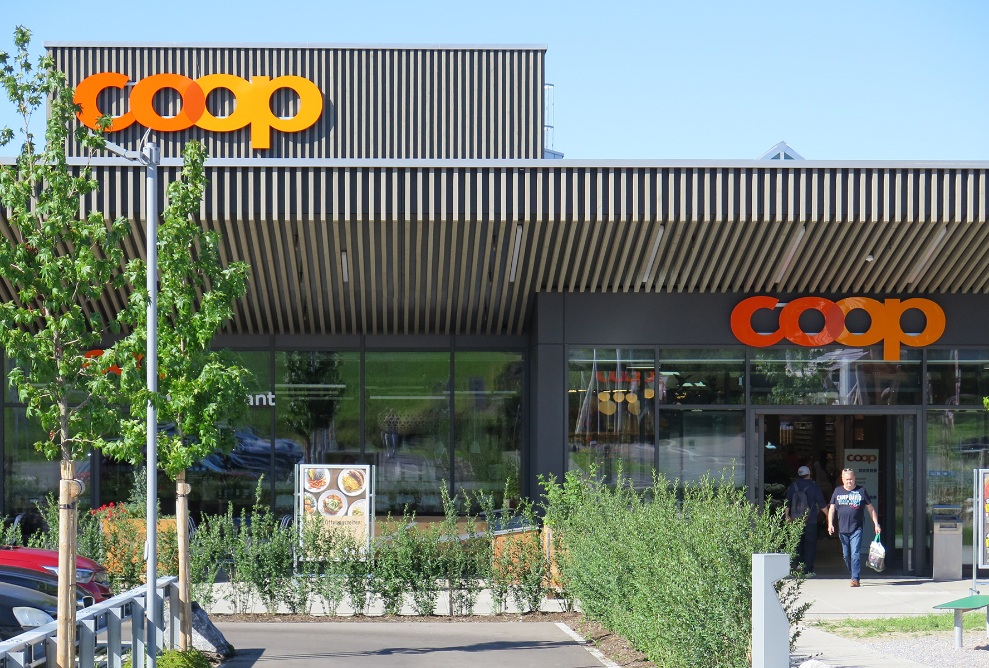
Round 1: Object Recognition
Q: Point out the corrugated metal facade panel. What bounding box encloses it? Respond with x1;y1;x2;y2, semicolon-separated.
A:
50;45;544;160
51;163;989;337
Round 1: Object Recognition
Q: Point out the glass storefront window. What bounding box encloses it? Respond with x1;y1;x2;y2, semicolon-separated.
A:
927;349;989;408
750;347;921;405
3;408;58;520
273;351;360;514
656;349;745;405
926;408;989;562
366;352;451;515
275;351;360;463
453;352;523;510
659;409;745;487
568;348;655;488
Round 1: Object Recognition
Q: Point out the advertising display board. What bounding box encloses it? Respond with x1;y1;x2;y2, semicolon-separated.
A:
978;469;989;570
297;464;374;553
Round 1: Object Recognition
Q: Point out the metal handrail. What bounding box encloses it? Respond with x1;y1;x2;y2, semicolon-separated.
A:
0;576;179;668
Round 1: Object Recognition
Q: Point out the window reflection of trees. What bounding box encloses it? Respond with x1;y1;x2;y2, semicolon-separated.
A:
753;348;918;406
282;351;343;463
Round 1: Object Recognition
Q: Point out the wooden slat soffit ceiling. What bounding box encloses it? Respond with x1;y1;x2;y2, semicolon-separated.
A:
0;163;986;336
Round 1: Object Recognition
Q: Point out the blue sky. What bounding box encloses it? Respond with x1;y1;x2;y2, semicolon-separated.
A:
0;0;986;160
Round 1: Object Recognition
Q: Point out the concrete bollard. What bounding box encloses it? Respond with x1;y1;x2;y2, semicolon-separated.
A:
752;553;790;668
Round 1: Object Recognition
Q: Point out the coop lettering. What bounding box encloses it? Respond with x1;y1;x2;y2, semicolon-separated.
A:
73;72;324;149
730;296;945;361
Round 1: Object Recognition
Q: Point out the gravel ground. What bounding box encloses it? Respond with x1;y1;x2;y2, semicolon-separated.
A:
856;633;989;668
792;631;989;668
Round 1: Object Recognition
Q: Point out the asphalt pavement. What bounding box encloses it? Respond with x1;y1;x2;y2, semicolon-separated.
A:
214;621;612;668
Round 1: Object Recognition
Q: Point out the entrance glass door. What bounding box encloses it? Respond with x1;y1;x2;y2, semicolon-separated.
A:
754;411;919;575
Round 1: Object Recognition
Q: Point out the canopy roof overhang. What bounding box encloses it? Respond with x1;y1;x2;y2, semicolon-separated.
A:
1;158;987;337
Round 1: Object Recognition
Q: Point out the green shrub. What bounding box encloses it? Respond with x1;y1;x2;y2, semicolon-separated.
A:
439;488;488;616
297;514;354;616
404;521;441;616
123;649;211;668
26;494;60;552
542;468;806;668
478;488;547;615
190;506;237;612
231;479;296;614
488;501;545;614
76;506;107;570
371;518;409;615
0;519;22;546
343;547;372;615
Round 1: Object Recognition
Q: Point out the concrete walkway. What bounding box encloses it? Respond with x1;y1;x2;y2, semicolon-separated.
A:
792;575;982;667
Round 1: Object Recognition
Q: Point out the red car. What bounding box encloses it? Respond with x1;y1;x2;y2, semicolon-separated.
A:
0;546;112;602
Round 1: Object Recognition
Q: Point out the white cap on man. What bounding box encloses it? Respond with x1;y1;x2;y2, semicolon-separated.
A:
797;465;811;477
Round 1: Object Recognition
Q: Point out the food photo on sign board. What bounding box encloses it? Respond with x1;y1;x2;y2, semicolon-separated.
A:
298;464;374;552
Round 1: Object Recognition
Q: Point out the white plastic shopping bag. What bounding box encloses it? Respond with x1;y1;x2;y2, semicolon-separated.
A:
867;535;886;572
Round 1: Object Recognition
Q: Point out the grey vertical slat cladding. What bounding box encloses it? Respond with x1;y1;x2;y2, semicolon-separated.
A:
45;163;989;337
68;164;981;229
51;45;545;160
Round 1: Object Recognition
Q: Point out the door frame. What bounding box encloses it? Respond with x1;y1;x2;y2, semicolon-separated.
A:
747;405;925;575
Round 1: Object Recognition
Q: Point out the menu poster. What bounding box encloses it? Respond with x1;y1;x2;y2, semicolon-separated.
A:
297;464;374;554
979;469;989;569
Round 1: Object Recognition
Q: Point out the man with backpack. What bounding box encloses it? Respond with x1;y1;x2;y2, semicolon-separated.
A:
786;465;826;576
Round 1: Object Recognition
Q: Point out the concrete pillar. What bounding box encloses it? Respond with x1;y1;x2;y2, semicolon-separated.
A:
751;553;790;668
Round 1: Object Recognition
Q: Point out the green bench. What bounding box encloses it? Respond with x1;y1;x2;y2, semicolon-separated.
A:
933;594;989;648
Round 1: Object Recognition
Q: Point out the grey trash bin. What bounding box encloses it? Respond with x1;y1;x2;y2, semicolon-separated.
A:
932;504;963;580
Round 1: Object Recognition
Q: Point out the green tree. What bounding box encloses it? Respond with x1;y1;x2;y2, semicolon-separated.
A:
103;140;251;651
0;26;129;668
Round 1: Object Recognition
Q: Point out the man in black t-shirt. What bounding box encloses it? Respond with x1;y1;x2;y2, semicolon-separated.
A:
827;468;881;587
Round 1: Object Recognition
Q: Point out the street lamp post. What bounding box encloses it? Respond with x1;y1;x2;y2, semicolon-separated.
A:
105;138;161;668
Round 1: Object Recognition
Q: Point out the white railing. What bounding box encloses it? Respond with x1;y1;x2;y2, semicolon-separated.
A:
0;576;179;668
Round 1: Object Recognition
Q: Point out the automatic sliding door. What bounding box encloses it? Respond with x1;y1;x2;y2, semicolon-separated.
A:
754;410;920;575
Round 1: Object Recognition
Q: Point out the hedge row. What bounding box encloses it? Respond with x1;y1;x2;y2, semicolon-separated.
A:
541;469;808;668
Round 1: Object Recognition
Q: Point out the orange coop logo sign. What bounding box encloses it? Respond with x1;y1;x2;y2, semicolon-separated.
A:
73;72;324;150
730;296;946;361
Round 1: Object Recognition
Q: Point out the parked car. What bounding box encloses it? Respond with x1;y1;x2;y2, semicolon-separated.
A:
0;565;95;608
0;546;111;602
0;581;58;640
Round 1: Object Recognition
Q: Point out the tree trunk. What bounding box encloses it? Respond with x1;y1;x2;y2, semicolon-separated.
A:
176;470;193;650
56;460;79;668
